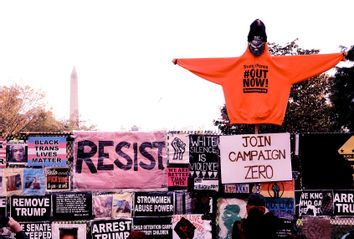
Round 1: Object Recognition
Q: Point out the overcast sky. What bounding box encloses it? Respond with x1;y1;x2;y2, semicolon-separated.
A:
0;0;353;131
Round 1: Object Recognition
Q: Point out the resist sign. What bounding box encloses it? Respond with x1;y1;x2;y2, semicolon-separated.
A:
220;133;292;184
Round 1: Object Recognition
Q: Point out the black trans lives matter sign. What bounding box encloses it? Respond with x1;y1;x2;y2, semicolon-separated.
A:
10;195;51;221
189;134;219;191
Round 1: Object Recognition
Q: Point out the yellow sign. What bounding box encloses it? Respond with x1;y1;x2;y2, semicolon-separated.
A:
338;136;354;160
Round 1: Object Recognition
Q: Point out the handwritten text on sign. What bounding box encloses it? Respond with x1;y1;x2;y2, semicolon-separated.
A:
220;133;292;184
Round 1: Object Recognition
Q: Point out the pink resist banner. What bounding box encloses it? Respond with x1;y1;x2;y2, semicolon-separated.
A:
73;131;167;189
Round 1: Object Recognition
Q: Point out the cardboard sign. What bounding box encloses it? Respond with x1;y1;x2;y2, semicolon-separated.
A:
52;192;92;220
91;219;132;239
73;131;167;189
220;133;292;184
27;136;67;166
10;195;51;221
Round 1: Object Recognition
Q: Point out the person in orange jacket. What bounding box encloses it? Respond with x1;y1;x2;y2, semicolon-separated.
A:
173;19;348;126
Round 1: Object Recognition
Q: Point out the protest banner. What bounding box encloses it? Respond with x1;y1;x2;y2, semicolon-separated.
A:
10;195;51;221
333;190;354;216
24;168;45;196
189;134;219;191
217;198;247;239
93;193;113;219
172;214;212;239
220;133;292;184
20;222;52;239
91;219;132;239
4;168;23;196
167;166;189;189
0;137;6;168
133;216;172;239
27;136;67;166
45;167;70;192
134;191;174;217
73;131;167;189
53;192;92;220
298;190;334;216
52;222;86;239
112;192;132;218
167;133;189;164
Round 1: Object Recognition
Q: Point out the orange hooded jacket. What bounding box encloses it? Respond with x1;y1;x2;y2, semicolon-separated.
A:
175;44;344;125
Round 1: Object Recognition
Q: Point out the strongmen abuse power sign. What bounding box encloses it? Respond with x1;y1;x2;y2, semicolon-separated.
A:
220;133;292;184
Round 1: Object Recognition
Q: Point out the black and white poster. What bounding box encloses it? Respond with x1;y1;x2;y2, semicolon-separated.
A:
10;195;51;221
133;216;172;239
20;222;52;239
189;134;219;191
53;192;92;220
91;219;132;239
134;191;174;217
333;190;354;216
298;190;334;217
0;196;6;216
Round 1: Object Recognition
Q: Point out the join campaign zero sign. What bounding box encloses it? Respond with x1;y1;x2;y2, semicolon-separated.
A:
220;133;292;184
73;131;167;189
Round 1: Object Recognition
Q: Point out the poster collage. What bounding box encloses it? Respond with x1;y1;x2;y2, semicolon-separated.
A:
0;132;353;239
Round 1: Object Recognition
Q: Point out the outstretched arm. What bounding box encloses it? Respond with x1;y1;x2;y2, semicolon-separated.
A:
172;57;239;85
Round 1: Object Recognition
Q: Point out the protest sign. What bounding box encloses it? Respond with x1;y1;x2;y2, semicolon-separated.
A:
167;133;189;164
333;190;354;216
172;214;212;239
20;222;52;239
265;197;295;220
133;216;172;239
53;192;92;219
52;222;86;239
220;133;292;184
112;192;132;218
298;190;334;216
24;168;45;196
5;168;23;196
93;193;113;219
134;191;174;217
189;134;219;191
217;198;247;239
167;166;189;189
10;195;51;221
73;131;167;189
45;167;70;192
27;136;67;166
91;219;132;239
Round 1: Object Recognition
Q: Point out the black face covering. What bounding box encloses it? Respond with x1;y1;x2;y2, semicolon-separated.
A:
249;36;265;56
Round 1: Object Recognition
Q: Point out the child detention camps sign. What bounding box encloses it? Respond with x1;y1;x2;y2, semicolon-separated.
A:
220;133;292;184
